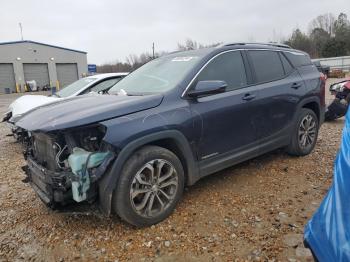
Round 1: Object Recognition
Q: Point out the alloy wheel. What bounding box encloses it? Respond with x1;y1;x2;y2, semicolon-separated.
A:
298;114;317;149
130;159;179;218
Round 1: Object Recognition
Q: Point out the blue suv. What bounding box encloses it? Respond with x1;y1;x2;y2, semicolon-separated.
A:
18;43;325;226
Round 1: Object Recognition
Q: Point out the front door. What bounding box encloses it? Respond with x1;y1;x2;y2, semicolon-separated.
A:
187;50;261;161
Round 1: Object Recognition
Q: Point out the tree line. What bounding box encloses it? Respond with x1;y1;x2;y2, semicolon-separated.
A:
285;12;350;58
97;12;350;73
96;39;220;73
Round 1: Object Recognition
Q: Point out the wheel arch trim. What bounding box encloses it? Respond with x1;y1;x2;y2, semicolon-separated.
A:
296;97;323;124
98;130;199;216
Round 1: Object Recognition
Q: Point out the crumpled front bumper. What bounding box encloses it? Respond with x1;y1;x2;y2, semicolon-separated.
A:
24;151;115;207
24;157;73;206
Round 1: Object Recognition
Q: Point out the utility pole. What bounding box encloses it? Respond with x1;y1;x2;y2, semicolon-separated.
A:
152;42;155;59
19;23;23;41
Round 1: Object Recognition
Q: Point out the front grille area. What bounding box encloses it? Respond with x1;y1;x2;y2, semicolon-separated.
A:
32;133;59;171
26;157;72;206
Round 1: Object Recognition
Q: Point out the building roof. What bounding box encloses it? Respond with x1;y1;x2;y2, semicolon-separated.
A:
0;40;87;54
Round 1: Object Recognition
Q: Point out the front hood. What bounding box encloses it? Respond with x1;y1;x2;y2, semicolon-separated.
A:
9;95;59;119
16;94;164;132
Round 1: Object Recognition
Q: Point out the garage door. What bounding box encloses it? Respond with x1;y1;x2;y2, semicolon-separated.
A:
56;63;78;88
23;63;50;89
0;63;16;93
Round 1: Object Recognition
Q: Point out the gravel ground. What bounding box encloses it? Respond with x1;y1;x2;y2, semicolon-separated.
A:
0;81;346;261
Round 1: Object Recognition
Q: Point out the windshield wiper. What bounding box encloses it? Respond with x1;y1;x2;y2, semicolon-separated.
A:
111;89;149;96
126;92;147;96
118;89;128;96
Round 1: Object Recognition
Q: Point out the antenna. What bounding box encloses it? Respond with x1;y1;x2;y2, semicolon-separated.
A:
19;23;23;41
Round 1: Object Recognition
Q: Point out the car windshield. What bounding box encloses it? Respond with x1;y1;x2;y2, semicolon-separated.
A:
109;54;204;95
55;78;97;97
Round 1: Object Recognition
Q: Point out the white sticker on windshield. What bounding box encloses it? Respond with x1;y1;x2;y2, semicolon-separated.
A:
172;57;196;62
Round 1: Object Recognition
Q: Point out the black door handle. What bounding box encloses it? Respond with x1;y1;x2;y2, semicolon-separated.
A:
291;83;302;89
242;93;256;101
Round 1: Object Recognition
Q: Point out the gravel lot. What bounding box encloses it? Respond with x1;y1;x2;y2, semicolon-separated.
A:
0;81;345;261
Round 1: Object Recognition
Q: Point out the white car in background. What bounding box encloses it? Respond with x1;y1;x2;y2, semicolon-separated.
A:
2;73;128;124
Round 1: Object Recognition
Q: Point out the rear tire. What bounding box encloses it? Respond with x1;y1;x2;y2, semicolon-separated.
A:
113;146;184;227
286;108;319;156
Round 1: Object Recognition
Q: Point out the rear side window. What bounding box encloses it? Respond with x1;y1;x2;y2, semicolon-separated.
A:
283;52;312;68
280;53;294;75
249;50;285;83
197;51;247;90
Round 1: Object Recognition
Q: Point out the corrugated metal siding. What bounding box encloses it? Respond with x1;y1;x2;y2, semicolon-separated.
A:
56;63;78;88
23;63;50;88
0;63;16;93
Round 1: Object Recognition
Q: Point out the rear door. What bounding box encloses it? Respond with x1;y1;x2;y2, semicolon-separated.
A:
247;50;305;141
285;52;324;107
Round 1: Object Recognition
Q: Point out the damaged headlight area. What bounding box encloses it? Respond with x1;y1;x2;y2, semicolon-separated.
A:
2;111;12;122
23;124;115;207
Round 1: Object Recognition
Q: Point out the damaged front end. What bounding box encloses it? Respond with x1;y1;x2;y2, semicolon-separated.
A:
23;125;115;207
2;111;12;123
2;112;28;142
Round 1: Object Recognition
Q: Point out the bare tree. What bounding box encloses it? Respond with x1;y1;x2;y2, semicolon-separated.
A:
177;39;202;51
177;38;221;51
309;13;336;36
285;28;316;57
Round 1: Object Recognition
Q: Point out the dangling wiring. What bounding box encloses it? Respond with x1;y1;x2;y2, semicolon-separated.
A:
54;142;68;169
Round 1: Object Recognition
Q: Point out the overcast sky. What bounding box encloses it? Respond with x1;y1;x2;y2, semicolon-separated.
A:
0;0;348;64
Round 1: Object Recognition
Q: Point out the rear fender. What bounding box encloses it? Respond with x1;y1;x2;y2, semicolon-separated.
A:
292;97;323;130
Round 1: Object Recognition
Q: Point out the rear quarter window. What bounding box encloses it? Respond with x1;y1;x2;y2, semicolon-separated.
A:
279;53;294;75
249;50;285;83
283;51;312;68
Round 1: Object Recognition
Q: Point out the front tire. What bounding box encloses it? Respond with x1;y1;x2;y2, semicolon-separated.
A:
113;146;184;227
286;108;319;156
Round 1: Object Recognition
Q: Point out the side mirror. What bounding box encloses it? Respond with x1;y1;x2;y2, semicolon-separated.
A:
187;80;227;98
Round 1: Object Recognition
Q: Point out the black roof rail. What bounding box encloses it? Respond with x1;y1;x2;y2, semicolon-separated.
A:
221;42;292;49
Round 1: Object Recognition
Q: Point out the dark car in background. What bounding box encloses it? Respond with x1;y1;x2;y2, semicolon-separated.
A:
313;60;330;77
17;43;325;227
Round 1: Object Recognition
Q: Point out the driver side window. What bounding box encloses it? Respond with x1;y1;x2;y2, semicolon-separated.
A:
197;51;247;90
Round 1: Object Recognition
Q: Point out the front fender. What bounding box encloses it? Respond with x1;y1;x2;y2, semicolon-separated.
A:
98;130;199;216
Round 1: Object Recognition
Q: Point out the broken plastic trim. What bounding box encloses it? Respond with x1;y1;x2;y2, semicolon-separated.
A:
68;147;115;202
2;111;12;122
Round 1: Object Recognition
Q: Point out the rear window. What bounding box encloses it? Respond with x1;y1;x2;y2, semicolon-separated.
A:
283;51;312;68
280;53;294;75
249;50;285;83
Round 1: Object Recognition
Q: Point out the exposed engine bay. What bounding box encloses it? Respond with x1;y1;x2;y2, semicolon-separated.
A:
23;125;115;207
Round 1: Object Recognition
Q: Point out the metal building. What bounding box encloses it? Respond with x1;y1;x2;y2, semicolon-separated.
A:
0;40;88;93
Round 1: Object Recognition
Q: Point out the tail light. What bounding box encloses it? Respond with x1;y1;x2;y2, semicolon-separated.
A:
320;73;326;106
